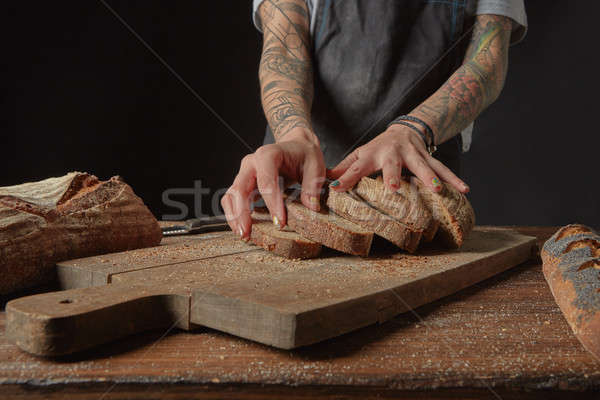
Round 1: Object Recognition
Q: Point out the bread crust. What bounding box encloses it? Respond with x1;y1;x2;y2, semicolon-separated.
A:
286;200;373;257
326;189;421;252
411;177;475;248
541;224;600;361
0;172;162;294
250;209;322;259
355;176;432;232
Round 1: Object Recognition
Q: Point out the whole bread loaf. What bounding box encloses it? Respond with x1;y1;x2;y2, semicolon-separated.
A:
411;176;475;248
541;224;600;361
286;199;373;257
250;208;322;259
326;189;421;252
0;172;162;294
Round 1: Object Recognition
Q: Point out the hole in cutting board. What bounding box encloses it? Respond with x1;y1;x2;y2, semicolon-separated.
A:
59;299;73;304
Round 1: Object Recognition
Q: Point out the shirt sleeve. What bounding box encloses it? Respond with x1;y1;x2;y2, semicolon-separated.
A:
252;0;317;34
476;0;528;44
252;0;267;32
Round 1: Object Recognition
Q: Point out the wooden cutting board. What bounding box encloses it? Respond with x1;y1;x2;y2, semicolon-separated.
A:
6;227;537;356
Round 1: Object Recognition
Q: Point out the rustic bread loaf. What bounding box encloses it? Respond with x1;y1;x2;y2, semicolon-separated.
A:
541;224;600;361
250;208;322;259
286;199;373;257
410;176;475;248
0;172;162;294
326;189;421;252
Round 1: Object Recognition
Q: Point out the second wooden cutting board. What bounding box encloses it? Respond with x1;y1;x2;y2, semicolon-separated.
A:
6;227;537;356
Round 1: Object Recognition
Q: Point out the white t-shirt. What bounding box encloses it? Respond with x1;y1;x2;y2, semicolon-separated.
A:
252;0;528;152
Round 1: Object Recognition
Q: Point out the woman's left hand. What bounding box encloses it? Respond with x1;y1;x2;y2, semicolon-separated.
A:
327;124;470;193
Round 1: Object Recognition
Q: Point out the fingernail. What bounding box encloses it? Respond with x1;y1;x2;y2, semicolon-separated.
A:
330;180;340;187
238;226;245;239
432;177;442;191
273;215;282;229
309;196;320;211
462;183;470;192
389;178;399;189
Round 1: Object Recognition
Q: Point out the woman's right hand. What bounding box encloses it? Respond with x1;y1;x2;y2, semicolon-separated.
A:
221;128;326;240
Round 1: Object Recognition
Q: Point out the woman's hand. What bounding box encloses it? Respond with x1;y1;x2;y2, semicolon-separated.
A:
221;128;326;240
327;124;470;193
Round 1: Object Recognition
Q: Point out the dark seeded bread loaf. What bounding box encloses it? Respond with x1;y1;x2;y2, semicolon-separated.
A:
411;177;475;248
0;172;162;294
326;189;421;253
250;209;322;259
286;199;373;257
541;224;600;361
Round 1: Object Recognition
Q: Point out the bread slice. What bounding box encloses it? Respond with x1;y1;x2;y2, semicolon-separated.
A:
372;175;439;243
286;199;373;257
355;176;436;234
421;216;440;243
326;189;421;252
411;176;475;248
250;209;322;259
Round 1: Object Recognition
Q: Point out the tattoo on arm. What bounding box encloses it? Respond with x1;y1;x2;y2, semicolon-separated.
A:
258;0;314;141
411;15;512;145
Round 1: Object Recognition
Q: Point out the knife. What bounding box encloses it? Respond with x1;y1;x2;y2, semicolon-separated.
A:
161;215;230;236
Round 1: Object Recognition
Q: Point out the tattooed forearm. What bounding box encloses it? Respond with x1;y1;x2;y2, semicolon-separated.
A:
263;86;311;135
411;15;512;145
258;0;314;141
261;47;312;86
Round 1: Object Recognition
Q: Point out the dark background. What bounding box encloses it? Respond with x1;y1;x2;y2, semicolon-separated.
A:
3;1;598;228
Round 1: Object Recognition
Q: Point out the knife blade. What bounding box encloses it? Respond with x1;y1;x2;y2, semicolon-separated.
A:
161;215;230;236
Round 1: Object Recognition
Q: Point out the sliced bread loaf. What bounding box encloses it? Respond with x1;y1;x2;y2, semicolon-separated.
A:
411;177;475;248
286;199;373;257
355;176;435;234
372;175;439;243
250;209;322;259
326;189;421;252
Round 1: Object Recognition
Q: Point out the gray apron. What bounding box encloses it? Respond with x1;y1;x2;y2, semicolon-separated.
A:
264;0;476;178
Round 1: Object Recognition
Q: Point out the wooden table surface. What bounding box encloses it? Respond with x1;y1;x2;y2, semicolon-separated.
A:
1;226;599;399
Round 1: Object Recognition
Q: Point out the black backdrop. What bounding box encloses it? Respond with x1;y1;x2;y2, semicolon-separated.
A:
3;1;598;228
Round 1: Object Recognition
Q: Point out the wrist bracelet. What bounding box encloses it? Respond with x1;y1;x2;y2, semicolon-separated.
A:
387;120;437;155
393;115;436;147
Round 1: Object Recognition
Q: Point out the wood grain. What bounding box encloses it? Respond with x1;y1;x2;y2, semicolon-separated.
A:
7;227;536;355
56;232;257;288
0;227;599;399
